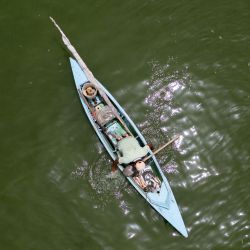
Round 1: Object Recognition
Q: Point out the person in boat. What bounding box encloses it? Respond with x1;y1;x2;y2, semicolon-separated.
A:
134;161;161;192
83;83;97;98
82;83;102;106
123;161;161;192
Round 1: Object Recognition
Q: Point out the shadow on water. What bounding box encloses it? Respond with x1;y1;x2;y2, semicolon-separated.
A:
71;143;133;215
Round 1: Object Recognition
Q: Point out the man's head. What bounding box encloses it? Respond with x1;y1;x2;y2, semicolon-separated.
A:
86;86;95;95
83;83;97;98
135;161;145;171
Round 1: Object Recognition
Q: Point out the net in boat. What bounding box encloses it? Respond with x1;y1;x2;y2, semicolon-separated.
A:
118;137;150;164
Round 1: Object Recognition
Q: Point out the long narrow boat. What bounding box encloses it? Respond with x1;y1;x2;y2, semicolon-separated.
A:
50;17;188;238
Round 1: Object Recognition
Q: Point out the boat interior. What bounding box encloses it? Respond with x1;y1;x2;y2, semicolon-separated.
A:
80;82;131;146
79;82;162;193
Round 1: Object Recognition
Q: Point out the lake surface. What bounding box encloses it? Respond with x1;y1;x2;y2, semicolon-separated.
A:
0;0;249;249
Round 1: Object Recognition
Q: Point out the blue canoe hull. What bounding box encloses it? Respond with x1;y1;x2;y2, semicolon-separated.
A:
69;57;188;238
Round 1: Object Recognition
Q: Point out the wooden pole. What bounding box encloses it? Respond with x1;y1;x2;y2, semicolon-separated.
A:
50;17;132;135
143;135;180;162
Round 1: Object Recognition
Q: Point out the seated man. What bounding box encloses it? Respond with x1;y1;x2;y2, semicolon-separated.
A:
82;83;102;106
123;161;161;192
118;136;150;164
133;161;161;192
82;83;97;99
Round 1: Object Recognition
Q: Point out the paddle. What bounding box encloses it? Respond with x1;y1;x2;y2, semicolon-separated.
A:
112;135;180;171
143;135;180;162
111;159;119;172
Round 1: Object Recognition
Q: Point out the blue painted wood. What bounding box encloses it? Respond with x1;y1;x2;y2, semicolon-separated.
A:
69;57;188;238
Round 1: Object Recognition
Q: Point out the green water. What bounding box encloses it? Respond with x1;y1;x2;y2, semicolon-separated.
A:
0;0;249;249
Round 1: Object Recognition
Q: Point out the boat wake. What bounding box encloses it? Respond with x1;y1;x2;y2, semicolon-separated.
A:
71;147;134;214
